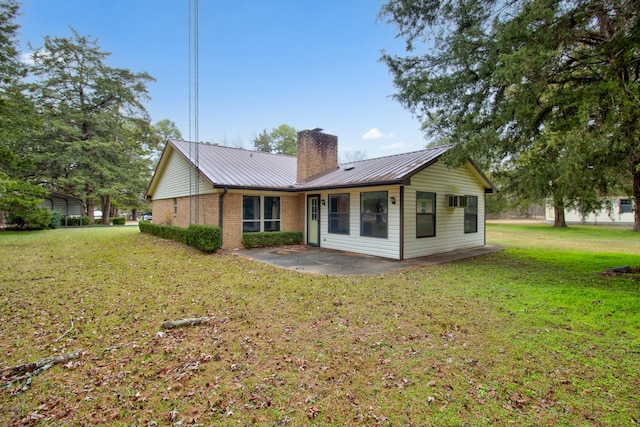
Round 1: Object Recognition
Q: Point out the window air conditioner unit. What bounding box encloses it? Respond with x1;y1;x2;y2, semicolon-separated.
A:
446;195;468;208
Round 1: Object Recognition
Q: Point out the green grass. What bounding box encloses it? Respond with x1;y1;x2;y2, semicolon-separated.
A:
0;224;639;426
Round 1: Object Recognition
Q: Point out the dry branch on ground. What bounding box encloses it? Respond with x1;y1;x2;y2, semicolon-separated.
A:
161;317;211;329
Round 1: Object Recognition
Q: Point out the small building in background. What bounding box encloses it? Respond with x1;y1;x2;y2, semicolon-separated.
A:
545;197;635;225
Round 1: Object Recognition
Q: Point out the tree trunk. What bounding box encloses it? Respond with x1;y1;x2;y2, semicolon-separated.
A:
86;198;95;224
101;194;111;225
131;208;138;222
633;163;640;232
553;199;567;228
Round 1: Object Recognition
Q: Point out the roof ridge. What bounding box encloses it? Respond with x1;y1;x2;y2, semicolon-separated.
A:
169;139;297;159
338;144;451;166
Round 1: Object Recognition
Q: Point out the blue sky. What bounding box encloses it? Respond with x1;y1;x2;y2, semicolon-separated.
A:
16;0;427;160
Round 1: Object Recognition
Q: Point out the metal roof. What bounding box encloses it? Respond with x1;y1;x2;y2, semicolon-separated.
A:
169;139;298;189
299;146;452;190
156;140;492;192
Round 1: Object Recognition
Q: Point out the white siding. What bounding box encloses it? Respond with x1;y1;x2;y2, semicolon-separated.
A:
545;197;635;225
315;185;402;260
403;162;486;259
152;149;215;200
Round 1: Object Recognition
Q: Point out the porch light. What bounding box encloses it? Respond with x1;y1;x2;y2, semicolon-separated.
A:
390;196;396;205
321;199;326;205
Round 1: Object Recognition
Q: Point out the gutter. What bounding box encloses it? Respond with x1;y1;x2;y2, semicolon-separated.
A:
219;187;228;248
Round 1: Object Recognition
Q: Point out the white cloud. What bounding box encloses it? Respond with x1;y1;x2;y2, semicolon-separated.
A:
381;142;406;150
362;128;394;140
21;51;35;66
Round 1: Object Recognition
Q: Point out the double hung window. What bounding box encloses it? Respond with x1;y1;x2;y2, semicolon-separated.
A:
328;194;350;234
416;191;436;238
464;195;478;233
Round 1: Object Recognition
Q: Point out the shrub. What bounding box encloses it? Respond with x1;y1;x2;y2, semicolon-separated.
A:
111;217;126;225
66;216;89;226
138;221;221;253
50;210;62;229
242;231;303;248
6;207;52;230
138;219;152;233
186;224;221;253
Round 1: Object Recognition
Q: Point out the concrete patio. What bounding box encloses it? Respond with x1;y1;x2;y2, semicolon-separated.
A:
237;245;502;275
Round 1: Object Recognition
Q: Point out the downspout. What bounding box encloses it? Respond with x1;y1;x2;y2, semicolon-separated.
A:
219;187;228;248
484;192;486;246
399;186;404;260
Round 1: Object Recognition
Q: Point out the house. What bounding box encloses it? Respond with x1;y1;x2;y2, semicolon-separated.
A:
545;197;635;225
146;129;496;260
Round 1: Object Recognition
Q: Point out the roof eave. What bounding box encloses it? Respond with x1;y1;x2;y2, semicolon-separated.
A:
296;179;406;192
467;159;498;194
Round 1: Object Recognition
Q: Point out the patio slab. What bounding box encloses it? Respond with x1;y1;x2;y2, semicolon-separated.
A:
237;245;502;275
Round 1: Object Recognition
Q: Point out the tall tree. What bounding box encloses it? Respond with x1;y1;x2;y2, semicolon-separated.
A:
153;118;182;141
151;118;182;165
252;124;297;155
380;0;640;228
0;0;23;85
0;0;45;227
28;29;156;224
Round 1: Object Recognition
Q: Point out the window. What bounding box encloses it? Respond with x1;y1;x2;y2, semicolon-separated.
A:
620;198;633;214
243;195;281;233
173;198;178;215
263;196;281;231
464;195;478;233
243;196;260;232
329;194;350;234
361;191;387;238
416;191;436;238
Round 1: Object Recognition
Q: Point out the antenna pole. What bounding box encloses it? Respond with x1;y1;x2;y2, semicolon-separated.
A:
188;0;200;225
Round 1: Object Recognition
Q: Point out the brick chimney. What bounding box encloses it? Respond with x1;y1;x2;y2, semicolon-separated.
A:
296;128;338;182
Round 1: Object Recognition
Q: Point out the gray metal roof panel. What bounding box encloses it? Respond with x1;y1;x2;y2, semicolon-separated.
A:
297;145;453;189
170;139;298;188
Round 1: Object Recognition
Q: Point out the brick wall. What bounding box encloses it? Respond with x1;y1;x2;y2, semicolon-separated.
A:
151;193;219;227
281;193;304;232
221;193;243;249
296;129;338;182
153;191;306;250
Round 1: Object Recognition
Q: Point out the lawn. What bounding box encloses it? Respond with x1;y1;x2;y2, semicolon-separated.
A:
0;224;639;426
